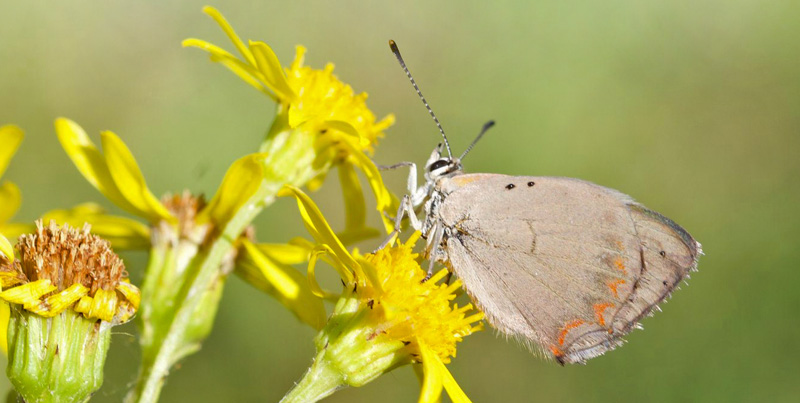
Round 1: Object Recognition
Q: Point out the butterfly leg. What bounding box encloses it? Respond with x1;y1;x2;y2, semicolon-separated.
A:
376;161;431;208
422;223;445;281
374;194;422;251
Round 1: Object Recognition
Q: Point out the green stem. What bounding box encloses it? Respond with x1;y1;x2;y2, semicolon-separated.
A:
127;117;326;403
127;241;228;403
280;353;345;403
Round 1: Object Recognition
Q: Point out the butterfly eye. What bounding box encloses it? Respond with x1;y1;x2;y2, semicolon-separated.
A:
428;159;449;172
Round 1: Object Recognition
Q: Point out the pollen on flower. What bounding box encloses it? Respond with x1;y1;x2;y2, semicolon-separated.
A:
285;46;394;154
0;220;140;323
358;235;484;364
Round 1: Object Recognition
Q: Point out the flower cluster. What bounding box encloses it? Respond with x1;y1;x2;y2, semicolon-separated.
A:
0;6;484;403
184;6;396;236
279;187;483;403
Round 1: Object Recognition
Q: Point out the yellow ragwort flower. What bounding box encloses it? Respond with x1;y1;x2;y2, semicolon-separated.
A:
279;186;483;403
55;117;268;241
0;220;140;323
0;220;139;402
358;237;482;365
183;6;393;153
183;6;396;235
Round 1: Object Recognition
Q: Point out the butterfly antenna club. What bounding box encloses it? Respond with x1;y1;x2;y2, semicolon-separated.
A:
460;120;495;160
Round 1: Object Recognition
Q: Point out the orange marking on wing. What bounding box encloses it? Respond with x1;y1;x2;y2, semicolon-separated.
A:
557;319;585;346
608;279;626;299
594;303;614;326
451;175;483;186
613;256;627;274
549;345;563;357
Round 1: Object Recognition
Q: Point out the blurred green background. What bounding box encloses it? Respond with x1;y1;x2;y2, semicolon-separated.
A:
1;1;799;402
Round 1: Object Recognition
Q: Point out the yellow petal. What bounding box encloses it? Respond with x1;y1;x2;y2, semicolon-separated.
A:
197;153;267;227
0;280;56;306
88;288;118;322
100;131;175;223
183;38;277;100
0;181;20;225
419;343;444;403
290;44;306;71
257;240;313;265
307;244;351;297
438;357;471;403
35;284;89;318
325;120;370;148
73;295;92;316
338;162;366;232
55;118;148;219
237;240;326;329
0;124;23;179
321;121;394;232
0;234;12;260
0;270;24;290
116;281;141;311
353;256;383;295
344;145;394;233
41;203;151;250
249;41;295;101
335;161;382;244
413;364;441;403
202;6;256;66
182;38;237;59
277;186;359;275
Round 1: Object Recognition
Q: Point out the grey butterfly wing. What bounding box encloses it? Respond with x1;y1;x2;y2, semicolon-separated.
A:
435;174;700;364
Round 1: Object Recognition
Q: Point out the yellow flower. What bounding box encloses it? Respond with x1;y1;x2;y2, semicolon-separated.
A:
0;122;150;254
183;6;396;234
0;220;139;323
279;186;483;403
55;117;264;237
183;6;393;151
0;124;24;259
0;220;139;402
54;117;331;401
55;117;325;327
236;238;326;329
0;124;24;354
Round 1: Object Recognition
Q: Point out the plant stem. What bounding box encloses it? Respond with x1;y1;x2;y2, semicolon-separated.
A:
280;353;344;403
127;119;324;403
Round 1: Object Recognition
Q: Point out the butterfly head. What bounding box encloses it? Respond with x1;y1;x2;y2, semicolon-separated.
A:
425;143;463;182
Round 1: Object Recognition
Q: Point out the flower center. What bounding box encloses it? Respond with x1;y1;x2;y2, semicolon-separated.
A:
358;237;484;363
9;220;126;293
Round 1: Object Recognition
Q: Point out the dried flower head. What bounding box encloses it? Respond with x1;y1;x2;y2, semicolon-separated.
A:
0;220;139;323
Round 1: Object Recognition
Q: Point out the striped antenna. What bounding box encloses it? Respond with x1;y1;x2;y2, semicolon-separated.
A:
389;40;452;158
460;120;495;160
